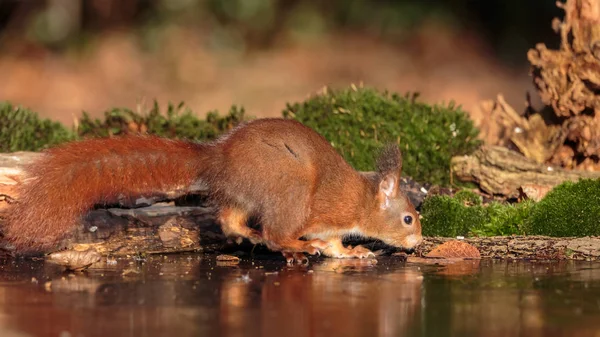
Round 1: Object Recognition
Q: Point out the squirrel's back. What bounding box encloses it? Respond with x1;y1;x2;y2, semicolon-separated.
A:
208;118;369;242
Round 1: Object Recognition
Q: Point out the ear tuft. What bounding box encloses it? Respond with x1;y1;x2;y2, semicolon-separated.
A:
376;143;402;177
376;144;402;204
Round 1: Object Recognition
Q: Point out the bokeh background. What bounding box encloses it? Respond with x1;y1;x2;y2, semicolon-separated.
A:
0;0;562;127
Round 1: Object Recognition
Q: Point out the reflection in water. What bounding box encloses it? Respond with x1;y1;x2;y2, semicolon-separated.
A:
1;256;600;337
217;257;423;337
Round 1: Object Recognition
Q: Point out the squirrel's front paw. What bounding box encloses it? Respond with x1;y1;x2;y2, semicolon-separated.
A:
325;244;376;259
348;245;376;259
282;252;309;264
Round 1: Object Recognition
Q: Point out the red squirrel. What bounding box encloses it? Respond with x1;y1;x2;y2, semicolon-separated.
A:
3;118;422;263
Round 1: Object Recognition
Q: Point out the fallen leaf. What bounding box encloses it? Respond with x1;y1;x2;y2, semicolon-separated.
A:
426;240;481;258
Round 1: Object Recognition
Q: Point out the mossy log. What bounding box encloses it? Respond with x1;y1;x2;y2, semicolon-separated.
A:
5;188;600;261
32;206;600;262
451;145;600;198
3;150;600;260
17;201;600;262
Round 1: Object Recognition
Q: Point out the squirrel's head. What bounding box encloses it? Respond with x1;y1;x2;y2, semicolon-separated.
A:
363;144;423;250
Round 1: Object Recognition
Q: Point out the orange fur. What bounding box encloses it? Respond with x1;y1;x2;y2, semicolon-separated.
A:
3;118;422;261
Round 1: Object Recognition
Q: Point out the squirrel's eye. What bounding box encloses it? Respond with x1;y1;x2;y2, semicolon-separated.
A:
403;215;413;225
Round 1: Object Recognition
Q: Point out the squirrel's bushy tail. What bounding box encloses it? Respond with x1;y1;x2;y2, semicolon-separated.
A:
3;135;215;254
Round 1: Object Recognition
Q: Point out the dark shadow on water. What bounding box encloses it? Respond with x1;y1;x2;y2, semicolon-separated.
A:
1;254;600;337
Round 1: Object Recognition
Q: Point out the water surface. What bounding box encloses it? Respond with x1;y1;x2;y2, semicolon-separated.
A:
1;254;600;337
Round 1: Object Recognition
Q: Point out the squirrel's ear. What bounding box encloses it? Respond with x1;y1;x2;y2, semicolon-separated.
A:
377;173;399;209
375;143;403;208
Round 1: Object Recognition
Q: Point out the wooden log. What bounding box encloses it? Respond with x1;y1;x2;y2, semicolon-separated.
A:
5;186;600;261
415;236;600;261
4;150;600;261
43;205;600;262
61;204;223;256
451;145;600;198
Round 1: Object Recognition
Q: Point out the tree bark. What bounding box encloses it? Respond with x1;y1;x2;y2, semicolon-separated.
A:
451;145;600;198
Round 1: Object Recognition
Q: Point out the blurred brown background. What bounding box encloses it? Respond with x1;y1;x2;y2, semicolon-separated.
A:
0;0;561;127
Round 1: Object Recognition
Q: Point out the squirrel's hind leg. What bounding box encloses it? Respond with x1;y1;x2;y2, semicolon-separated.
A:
269;238;330;264
321;238;376;259
218;207;263;245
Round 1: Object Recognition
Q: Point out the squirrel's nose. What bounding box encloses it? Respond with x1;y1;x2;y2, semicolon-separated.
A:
403;234;422;248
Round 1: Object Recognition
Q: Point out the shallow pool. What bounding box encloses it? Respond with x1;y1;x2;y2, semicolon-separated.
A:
0;254;599;337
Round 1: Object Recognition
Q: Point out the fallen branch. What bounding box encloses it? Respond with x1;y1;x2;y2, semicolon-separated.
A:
54;204;223;256
451;145;600;198
3;183;600;261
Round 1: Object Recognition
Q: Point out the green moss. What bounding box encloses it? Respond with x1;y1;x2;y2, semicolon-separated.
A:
282;86;481;186
2;100;249;152
524;179;600;237
421;179;600;238
1;100;250;152
0;101;75;152
421;195;534;237
471;200;535;236
453;189;482;206
420;194;488;237
77;101;249;141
